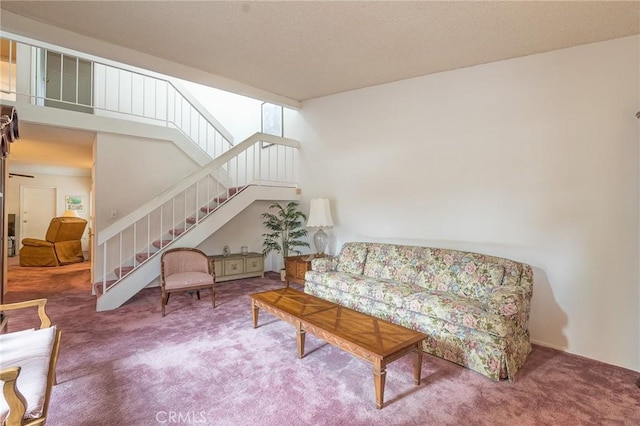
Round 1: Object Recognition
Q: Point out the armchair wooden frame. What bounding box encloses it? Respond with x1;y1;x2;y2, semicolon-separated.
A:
0;299;61;426
160;247;216;317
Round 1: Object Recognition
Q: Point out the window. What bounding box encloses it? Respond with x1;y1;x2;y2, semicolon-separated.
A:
261;102;283;148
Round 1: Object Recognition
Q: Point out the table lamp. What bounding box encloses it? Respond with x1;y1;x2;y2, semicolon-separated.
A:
306;198;334;256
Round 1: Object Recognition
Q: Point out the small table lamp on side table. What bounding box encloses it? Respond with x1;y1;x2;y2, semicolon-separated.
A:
306;198;334;256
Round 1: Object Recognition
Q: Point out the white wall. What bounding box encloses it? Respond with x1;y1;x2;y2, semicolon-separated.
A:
181;82;263;143
290;36;640;372
94;133;199;231
198;200;274;257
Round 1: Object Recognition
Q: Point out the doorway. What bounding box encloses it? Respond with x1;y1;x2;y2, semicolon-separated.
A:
19;186;57;245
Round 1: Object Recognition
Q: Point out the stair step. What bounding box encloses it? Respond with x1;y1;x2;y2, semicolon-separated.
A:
170;228;185;236
186;217;197;225
114;265;134;278
200;205;219;214
93;280;117;295
153;239;172;249
212;185;247;203
136;252;153;263
229;185;247;196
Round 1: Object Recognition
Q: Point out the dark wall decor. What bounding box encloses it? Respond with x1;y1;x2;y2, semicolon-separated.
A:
0;105;20;305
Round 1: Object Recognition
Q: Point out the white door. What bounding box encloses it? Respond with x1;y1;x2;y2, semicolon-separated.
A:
20;186;57;247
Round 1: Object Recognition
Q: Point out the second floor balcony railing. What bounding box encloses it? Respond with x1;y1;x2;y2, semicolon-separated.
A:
0;33;234;159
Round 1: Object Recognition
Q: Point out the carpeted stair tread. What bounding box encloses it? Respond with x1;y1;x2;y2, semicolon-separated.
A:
229;185;247;195
152;239;172;249
93;280;117;295
114;265;134;278
193;185;251;220
212;185;248;203
136;252;154;263
200;205;219;213
169;228;185;236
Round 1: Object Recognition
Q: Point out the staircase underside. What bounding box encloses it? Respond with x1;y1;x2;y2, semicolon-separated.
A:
96;185;299;311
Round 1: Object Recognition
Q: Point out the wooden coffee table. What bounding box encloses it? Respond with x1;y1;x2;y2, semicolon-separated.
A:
250;288;427;409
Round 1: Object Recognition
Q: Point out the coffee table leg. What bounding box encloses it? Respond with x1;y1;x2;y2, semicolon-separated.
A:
297;322;306;358
252;300;259;328
413;344;423;385
373;359;386;409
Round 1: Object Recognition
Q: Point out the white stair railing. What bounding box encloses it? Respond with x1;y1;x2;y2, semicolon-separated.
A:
0;33;234;159
95;133;299;294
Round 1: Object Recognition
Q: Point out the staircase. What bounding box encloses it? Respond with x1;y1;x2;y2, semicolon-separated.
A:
0;35;301;311
95;132;301;311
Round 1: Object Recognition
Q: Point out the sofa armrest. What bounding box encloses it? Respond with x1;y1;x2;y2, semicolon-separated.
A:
485;286;525;319
311;256;338;272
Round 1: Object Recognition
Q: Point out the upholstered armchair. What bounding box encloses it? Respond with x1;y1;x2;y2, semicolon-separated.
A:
160;248;216;317
19;217;87;267
0;299;62;426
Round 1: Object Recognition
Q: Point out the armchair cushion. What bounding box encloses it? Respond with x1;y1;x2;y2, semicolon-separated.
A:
20;239;53;248
164;271;214;290
0;326;57;422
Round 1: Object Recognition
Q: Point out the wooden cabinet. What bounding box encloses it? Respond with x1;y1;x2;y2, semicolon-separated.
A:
284;255;314;287
209;252;264;282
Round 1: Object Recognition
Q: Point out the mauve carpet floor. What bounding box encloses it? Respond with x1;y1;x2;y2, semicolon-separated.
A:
3;258;639;425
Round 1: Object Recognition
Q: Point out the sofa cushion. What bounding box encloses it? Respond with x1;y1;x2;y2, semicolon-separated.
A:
403;292;509;337
363;244;430;284
0;326;56;422
414;249;505;301
336;242;369;275
305;270;424;309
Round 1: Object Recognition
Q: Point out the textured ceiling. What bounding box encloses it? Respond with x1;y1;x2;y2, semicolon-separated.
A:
2;1;639;104
7;123;94;171
2;1;639;171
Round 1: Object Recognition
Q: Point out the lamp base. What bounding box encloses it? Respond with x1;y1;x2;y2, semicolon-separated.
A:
313;227;328;255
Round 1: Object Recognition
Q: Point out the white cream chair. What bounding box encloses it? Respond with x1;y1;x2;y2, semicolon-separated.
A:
0;299;61;426
160;248;216;317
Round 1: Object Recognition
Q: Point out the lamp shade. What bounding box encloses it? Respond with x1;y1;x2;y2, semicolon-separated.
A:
63;209;79;218
306;199;334;228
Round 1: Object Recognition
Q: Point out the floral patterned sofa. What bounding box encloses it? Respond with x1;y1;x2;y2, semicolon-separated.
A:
304;242;533;381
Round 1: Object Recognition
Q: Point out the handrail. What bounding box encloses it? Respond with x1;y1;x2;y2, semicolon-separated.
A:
0;33;234;158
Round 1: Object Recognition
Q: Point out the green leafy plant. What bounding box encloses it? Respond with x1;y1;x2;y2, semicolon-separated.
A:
262;201;310;265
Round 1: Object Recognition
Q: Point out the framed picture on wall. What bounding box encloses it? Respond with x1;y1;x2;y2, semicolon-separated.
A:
65;195;85;211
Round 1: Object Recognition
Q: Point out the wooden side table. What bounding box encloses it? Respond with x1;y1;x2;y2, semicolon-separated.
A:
284;255;314;287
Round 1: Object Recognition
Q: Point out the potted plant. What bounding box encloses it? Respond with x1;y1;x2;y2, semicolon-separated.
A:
262;201;310;280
